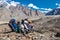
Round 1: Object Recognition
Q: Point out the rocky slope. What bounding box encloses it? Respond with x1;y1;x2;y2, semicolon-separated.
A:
33;15;60;35
0;15;60;40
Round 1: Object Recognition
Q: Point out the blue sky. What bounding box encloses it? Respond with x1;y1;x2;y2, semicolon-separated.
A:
13;0;60;13
1;0;60;13
14;0;58;8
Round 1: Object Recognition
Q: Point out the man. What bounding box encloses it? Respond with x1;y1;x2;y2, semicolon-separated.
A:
8;19;20;33
28;20;33;32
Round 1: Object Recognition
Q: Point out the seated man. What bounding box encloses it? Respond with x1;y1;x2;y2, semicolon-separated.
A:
24;18;29;26
28;20;33;32
8;19;20;33
8;19;15;31
20;19;29;34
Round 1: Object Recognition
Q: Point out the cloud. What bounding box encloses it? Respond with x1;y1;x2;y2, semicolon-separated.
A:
57;7;60;8
28;3;39;9
56;3;58;5
6;1;20;8
28;3;52;11
40;8;52;13
40;8;52;11
10;1;20;6
56;3;60;6
7;1;20;8
56;3;60;8
40;10;49;13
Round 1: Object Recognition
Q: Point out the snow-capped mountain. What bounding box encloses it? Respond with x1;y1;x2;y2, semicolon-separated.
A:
46;8;60;15
0;0;20;8
0;0;44;21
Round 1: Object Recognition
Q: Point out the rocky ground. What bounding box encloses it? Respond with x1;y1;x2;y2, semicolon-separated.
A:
0;15;60;40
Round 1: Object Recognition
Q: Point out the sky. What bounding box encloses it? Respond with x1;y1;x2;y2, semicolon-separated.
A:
0;0;60;13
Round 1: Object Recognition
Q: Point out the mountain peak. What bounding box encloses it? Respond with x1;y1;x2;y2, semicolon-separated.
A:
0;0;20;9
46;8;60;15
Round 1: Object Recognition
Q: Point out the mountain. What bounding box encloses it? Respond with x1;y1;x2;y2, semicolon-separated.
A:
0;1;44;21
46;8;60;15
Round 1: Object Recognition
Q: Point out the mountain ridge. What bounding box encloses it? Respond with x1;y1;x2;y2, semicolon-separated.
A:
0;1;44;21
46;8;60;15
